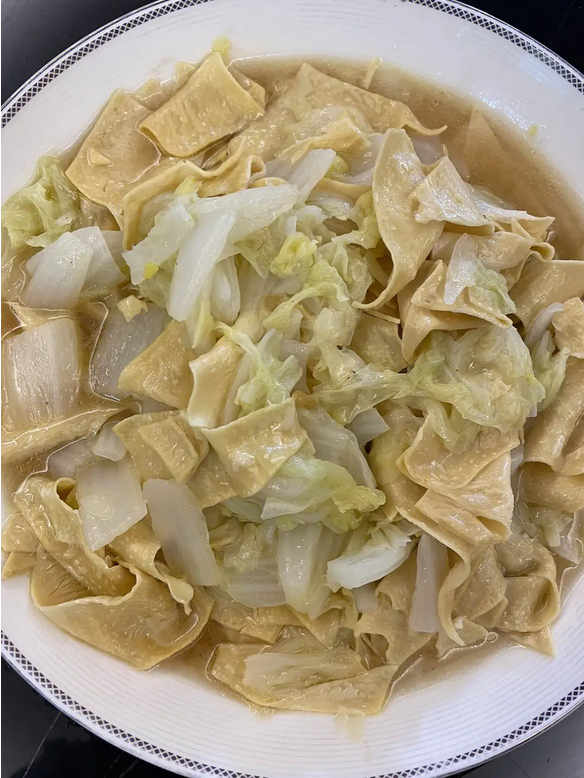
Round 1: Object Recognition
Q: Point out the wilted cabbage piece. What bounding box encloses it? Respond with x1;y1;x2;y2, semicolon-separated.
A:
400;327;544;435
118;321;193;408
2;157;81;249
66;91;160;223
257;450;384;530
31;548;212;669
424;250;515;327
202;399;308;495
3;318;81;431
122;158;203;249
277;524;345;616
90;301;168;400
2;316;120;463
23;227;124;309
327;523;413;592
144;479;221;586
349;408;388;446
297;404;376;487
140;53;264;157
77;458;147;550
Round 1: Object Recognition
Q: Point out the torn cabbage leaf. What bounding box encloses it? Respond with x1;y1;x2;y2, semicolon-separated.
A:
401;327;545;434
2;156;81;249
258;450;385;530
327;522;413;591
144;479;221;585
77;458;147;550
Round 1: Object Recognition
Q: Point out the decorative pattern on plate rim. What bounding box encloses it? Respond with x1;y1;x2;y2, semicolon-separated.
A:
1;0;583;775
2;632;583;778
1;0;583;127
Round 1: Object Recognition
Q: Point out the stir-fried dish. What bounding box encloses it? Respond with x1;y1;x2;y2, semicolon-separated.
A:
2;41;584;716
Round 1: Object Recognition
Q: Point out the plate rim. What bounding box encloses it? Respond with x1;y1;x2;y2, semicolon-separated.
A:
2;0;584;776
3;631;584;778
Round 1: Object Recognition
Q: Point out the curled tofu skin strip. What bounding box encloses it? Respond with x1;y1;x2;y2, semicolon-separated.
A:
118;321;193;409
232;62;444;162
525;359;584;475
187;338;242;429
202;399;309;496
362;129;444;308
109;520;195;612
114;410;208;482
210;634;395;714
398;262;485;363
66;91;160;225
511;257;584;325
2;310;121;464
14;476;133;596
31;548;212;669
552;297;584;357
140;53;264;158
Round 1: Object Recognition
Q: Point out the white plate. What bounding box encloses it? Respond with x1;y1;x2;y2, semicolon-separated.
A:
2;1;584;776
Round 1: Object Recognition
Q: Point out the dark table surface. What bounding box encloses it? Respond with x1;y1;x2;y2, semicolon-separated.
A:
2;1;584;777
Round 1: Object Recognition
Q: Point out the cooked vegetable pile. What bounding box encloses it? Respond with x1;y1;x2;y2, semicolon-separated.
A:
2;42;583;715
